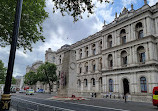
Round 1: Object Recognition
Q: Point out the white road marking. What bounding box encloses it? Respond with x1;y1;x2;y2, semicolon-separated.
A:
13;96;130;111
12;97;75;111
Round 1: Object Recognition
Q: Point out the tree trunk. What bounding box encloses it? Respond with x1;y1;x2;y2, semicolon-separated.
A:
45;70;51;94
48;82;51;94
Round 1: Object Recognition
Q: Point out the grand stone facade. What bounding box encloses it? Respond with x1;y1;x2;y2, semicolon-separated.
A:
45;1;158;102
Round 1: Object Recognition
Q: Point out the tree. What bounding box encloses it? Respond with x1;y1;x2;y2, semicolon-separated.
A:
24;71;37;85
11;77;17;84
0;0;48;51
0;60;6;84
37;62;57;93
0;0;110;51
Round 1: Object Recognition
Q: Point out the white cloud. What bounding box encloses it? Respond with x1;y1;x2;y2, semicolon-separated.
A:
148;0;158;6
121;0;137;7
16;50;28;58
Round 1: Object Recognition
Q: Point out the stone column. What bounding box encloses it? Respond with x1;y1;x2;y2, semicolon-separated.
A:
155;18;158;36
96;42;99;54
143;18;147;37
117;52;121;68
131;23;134;41
81;80;84;92
88;81;91;91
82;62;86;74
76;63;79;74
76;49;79;60
82;47;85;58
113;51;116;69
128;47;133;66
102;54;106;70
145;43;149;62
102;36;106;50
88;60;92;74
112;31;115;47
95;58;99;73
132;46;137;64
127;25;130;42
148;42;154;61
95;80;99;92
105;54;108;69
103;77;106;92
89;44;92;56
146;17;152;36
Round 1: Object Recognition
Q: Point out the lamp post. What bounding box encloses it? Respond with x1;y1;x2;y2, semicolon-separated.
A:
0;0;23;110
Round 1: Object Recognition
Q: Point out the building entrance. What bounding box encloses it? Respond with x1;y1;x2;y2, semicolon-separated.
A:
123;78;129;95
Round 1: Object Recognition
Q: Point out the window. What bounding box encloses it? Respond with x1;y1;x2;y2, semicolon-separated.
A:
78;79;81;87
93;49;96;55
80;53;82;59
91;78;95;86
99;77;102;90
84;79;88;87
109;79;113;92
59;59;61;64
99;58;102;70
86;66;88;72
86;47;89;57
120;29;126;44
107;35;112;48
58;71;60;77
137;46;145;63
85;62;88;73
86;51;88;57
108;54;113;68
80;67;82;73
140;77;147;93
121;51;127;66
93;64;96;72
136;22;143;39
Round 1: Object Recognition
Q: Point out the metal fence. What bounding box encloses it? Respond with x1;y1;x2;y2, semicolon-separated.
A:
11;99;73;111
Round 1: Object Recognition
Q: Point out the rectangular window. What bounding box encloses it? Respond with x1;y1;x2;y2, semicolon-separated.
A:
123;56;127;65
122;36;126;44
86;66;88;72
140;52;145;63
93;65;95;71
80;53;82;59
109;41;112;48
80;68;82;73
109;60;113;67
86;51;88;57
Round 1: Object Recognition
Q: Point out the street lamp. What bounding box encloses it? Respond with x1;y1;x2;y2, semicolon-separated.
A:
0;0;23;110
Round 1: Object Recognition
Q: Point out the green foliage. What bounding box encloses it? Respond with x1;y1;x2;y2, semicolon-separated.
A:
52;0;110;22
0;0;110;51
0;0;48;51
24;71;37;85
11;77;17;84
0;60;6;84
37;62;57;84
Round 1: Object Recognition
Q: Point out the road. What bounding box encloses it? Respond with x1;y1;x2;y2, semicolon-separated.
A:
11;93;158;111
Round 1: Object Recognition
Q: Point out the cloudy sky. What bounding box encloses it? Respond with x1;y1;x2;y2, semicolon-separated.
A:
0;0;158;77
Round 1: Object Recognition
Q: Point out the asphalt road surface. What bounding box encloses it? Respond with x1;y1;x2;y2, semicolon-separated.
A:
11;93;158;111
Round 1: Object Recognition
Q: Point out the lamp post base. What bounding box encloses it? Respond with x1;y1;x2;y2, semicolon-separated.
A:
0;94;11;110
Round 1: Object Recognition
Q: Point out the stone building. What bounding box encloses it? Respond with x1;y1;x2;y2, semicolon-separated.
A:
46;1;158;102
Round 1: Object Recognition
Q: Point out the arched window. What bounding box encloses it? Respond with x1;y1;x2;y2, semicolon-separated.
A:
77;79;81;87
136;22;143;39
107;35;112;48
140;77;147;92
137;46;145;63
92;60;96;72
109;79;113;92
108;54;113;68
120;29;126;44
91;78;95;86
84;79;88;87
121;51;127;66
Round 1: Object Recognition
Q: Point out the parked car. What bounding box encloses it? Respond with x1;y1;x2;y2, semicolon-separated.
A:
26;89;34;95
19;89;25;93
37;89;44;93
